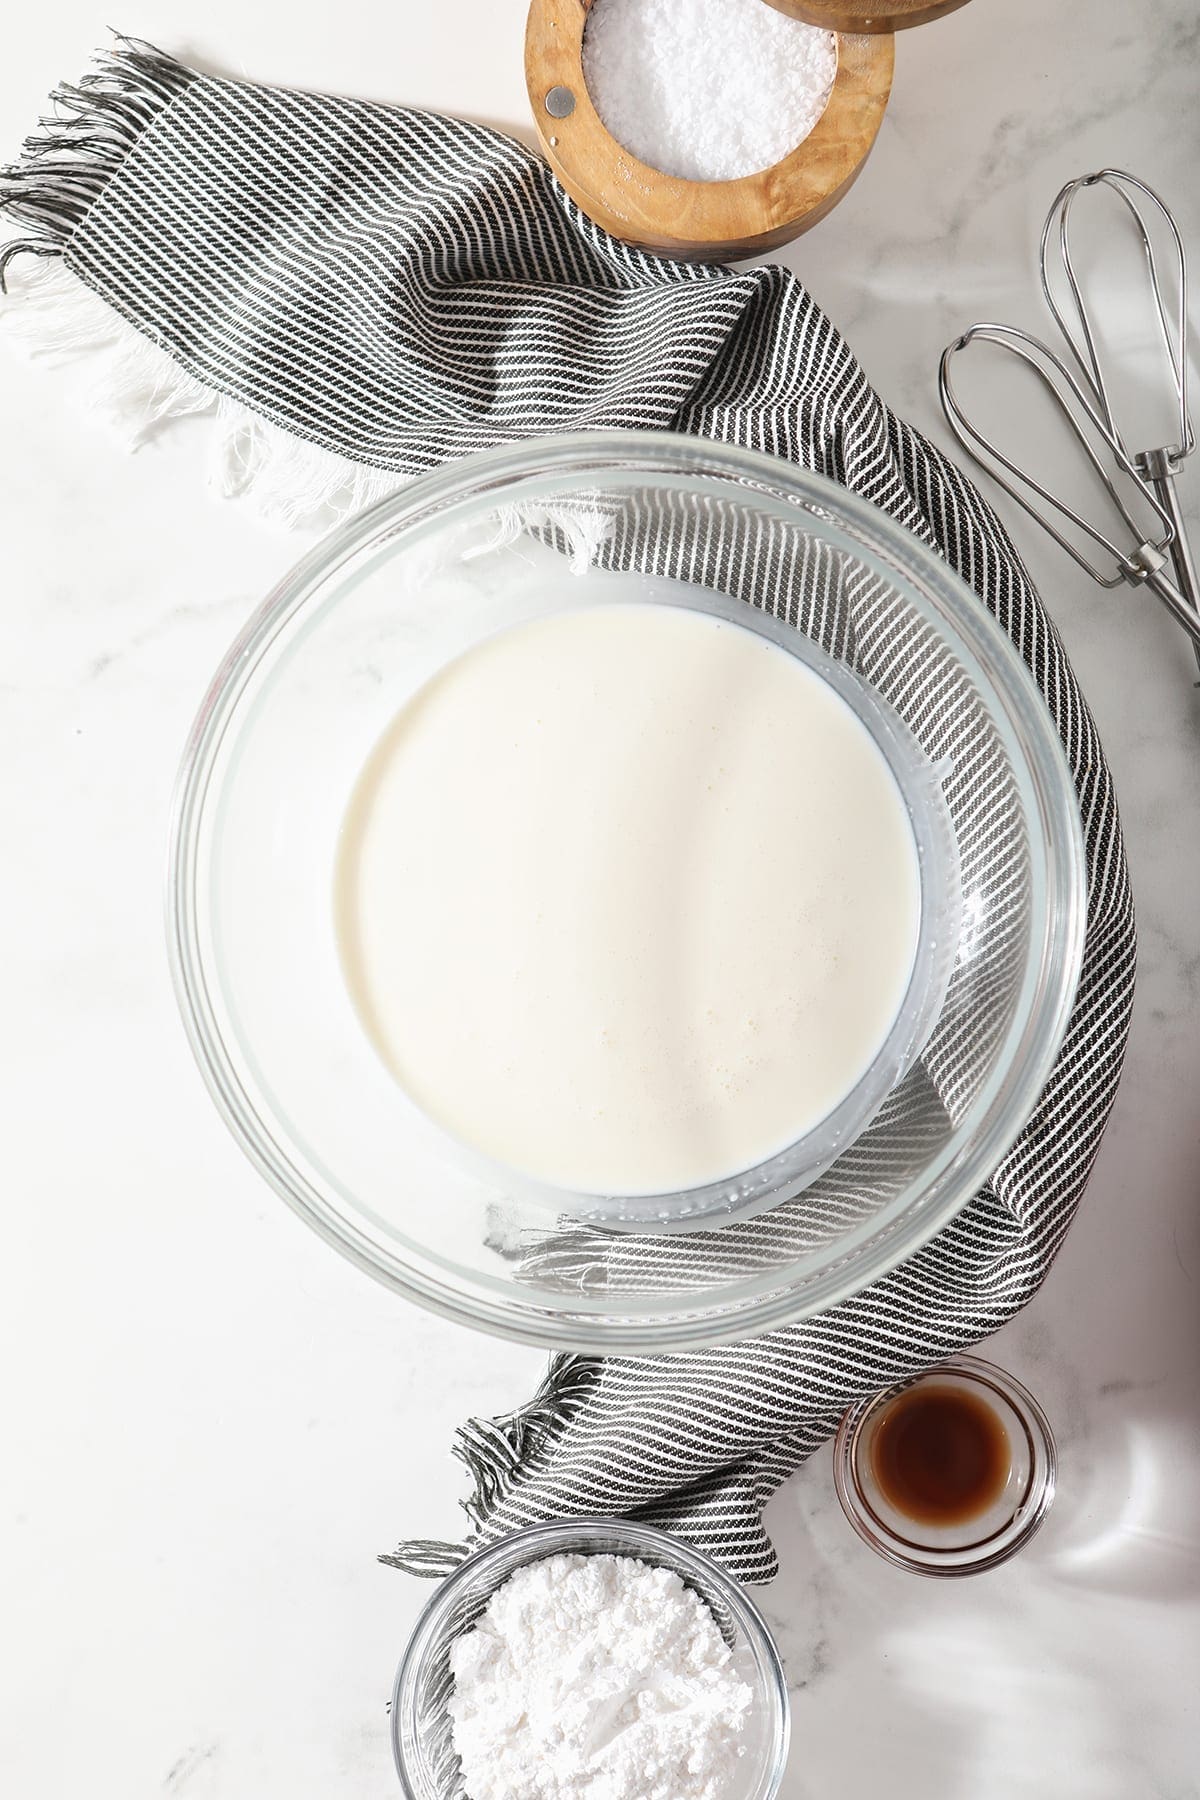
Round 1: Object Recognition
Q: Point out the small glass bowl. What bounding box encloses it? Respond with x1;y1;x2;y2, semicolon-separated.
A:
390;1517;790;1800
833;1354;1057;1577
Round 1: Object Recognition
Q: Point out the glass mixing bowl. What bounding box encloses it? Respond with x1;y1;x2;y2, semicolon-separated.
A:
389;1518;790;1800
168;432;1086;1350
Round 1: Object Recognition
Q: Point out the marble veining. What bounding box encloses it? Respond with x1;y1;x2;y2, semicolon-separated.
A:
1;3;1197;1797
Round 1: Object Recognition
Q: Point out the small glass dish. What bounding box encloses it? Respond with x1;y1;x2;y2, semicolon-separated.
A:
832;1354;1057;1576
390;1517;790;1800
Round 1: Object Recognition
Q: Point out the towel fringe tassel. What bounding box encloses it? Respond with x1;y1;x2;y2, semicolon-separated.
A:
0;259;408;526
379;1354;601;1577
0;38;194;287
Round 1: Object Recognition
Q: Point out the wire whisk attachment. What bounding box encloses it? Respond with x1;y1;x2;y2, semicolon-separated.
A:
1040;169;1192;475
940;169;1200;672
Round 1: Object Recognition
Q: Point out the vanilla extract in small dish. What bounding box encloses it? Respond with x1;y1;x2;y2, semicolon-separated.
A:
868;1380;1010;1526
833;1356;1058;1576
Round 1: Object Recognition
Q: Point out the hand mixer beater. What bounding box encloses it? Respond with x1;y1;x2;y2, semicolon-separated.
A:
940;169;1200;674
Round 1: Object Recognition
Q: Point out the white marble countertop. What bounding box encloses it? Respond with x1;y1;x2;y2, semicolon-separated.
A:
2;4;1198;1796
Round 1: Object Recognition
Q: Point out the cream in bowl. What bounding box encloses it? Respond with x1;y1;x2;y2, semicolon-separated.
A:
334;598;925;1206
167;432;1086;1349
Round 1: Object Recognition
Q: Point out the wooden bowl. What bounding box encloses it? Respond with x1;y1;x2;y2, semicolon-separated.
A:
763;0;970;31
524;0;894;262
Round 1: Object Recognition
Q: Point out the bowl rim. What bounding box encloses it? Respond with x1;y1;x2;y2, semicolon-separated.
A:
389;1515;791;1800
166;429;1087;1351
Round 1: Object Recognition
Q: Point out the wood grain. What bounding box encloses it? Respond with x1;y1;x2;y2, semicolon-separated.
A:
524;0;894;262
761;0;971;32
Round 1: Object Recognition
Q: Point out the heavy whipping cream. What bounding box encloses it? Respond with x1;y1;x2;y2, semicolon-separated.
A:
335;602;920;1195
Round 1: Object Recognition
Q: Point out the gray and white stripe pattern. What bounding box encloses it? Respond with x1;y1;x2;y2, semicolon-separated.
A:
2;43;1135;1586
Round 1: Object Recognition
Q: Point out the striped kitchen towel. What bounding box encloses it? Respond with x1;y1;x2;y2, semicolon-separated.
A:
1;40;1135;1584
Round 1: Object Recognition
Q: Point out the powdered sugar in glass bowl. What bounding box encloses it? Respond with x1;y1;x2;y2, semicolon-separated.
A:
390;1518;789;1800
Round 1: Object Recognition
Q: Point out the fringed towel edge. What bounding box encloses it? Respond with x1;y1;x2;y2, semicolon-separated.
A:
1;41;410;525
379;1354;602;1577
0;37;194;288
0;258;409;526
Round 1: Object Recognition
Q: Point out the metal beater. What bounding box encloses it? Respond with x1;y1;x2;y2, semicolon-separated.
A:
939;168;1200;670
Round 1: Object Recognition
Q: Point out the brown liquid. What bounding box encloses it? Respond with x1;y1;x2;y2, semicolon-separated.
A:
868;1382;1011;1526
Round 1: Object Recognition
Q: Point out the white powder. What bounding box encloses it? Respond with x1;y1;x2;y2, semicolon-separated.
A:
582;0;837;183
447;1552;755;1800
